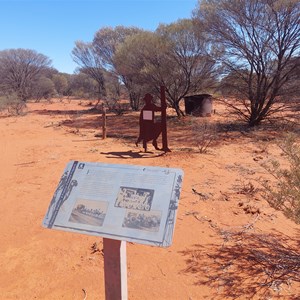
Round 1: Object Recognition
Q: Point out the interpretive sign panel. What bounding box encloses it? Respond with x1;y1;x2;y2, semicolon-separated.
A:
43;161;184;247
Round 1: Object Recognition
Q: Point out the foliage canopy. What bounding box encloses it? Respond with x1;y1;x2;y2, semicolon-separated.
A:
194;0;300;126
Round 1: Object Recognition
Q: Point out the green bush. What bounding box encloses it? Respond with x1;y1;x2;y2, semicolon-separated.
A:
262;134;300;223
0;93;27;115
192;120;220;153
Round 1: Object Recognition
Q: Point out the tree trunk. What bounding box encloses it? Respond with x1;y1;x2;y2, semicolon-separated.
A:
129;91;140;111
174;101;185;118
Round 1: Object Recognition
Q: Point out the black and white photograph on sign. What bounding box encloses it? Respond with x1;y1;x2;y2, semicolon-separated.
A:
115;187;154;211
122;210;161;232
69;198;108;226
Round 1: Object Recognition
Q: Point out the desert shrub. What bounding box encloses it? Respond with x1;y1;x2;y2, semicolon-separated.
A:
105;98;130;116
236;180;257;196
262;134;300;223
192;120;220;153
0;93;27;115
31;76;56;101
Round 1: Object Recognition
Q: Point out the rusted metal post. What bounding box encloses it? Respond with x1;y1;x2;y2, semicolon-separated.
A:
102;103;107;139
160;86;171;152
103;238;128;300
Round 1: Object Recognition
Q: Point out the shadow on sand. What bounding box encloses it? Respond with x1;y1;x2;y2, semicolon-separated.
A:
100;150;166;159
179;230;300;299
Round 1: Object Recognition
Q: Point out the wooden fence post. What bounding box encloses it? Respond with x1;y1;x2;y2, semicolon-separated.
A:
102;103;107;139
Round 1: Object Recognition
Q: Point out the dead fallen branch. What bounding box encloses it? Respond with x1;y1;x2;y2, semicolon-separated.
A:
14;161;38;166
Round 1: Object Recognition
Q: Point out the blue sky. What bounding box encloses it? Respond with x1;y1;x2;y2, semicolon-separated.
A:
0;0;197;74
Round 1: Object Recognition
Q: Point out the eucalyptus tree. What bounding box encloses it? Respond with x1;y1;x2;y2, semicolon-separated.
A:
194;0;300;126
93;26;141;69
103;70;122;101
0;48;52;101
114;31;173;112
92;26;145;110
69;73;98;99
156;19;218;116
31;76;56;101
114;19;218;116
52;73;69;96
72;41;106;100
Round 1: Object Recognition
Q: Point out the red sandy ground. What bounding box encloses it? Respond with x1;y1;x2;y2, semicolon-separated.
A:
0;99;299;299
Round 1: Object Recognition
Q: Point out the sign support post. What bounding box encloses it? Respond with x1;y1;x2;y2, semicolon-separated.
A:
160;86;171;152
43;161;183;299
103;238;128;300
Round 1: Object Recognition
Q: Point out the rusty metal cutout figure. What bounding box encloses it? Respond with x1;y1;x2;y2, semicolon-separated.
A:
136;93;165;152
